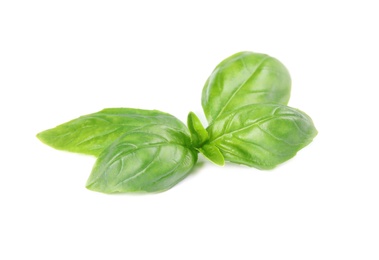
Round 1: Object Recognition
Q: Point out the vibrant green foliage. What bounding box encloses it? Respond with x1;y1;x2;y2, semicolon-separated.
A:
198;144;225;166
202;52;291;123
206;104;318;169
37;108;189;156
37;51;317;194
86;131;197;193
187;112;208;148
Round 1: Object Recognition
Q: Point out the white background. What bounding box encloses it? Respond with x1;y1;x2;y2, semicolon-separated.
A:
1;0;378;259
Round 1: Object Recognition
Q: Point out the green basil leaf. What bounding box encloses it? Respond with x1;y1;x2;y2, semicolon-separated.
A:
198;143;225;166
202;51;291;123
187;112;208;147
86;131;198;193
207;104;317;169
37;108;190;156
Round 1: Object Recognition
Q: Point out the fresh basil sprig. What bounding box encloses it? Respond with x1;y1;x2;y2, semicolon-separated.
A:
37;51;317;194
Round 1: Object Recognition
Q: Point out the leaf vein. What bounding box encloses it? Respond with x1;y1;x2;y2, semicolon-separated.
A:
116;147;161;185
214;56;269;120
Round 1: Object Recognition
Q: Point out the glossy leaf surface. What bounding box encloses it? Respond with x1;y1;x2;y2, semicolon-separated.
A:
202;52;291;123
86;130;198;193
37;108;190;156
207;104;317;169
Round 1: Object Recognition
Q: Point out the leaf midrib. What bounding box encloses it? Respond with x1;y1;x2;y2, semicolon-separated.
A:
209;115;275;143
213;56;269;121
209;115;309;144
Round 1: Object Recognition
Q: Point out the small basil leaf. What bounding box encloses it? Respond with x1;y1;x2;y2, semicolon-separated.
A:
86;131;198;193
37;108;190;156
187;112;208;147
202;52;291;123
207;104;317;169
198;143;225;166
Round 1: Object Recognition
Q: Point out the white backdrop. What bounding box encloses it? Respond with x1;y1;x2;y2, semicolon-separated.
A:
1;1;378;259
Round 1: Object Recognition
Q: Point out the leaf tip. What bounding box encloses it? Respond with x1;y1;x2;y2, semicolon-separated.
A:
85;178;106;193
213;160;225;167
36;130;49;144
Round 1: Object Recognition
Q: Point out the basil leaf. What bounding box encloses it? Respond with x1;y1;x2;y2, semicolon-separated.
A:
207;104;317;169
202;52;291;123
86;131;198;193
187;112;208;148
37;108;190;156
198;143;225;166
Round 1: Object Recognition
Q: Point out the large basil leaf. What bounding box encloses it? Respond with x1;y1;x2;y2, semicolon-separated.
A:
86;131;198;193
37;108;190;156
202;52;291;123
207;104;317;169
